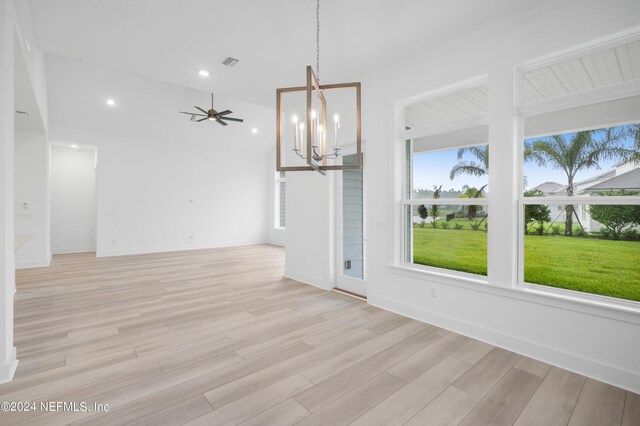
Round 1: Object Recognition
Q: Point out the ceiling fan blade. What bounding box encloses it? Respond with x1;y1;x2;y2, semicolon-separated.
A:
179;111;205;116
216;110;232;116
216;118;228;126
219;116;244;122
196;117;209;122
194;106;208;114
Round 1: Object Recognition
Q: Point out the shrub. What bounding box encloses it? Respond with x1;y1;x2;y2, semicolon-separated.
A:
621;228;640;241
588;190;640;240
440;222;450;229
470;221;481;231
524;189;551;233
552;225;561;235
535;225;544;235
600;228;612;239
430;220;438;229
454;223;464;230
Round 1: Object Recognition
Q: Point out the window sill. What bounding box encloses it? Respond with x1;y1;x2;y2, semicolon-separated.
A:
388;264;640;325
273;227;286;231
389;264;488;287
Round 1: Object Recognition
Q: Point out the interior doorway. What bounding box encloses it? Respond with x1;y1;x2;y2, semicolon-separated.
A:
335;153;366;297
50;145;97;254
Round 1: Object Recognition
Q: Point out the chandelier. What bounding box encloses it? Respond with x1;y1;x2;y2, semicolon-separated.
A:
276;0;362;174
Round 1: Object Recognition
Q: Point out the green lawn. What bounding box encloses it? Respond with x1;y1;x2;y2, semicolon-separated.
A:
413;227;640;301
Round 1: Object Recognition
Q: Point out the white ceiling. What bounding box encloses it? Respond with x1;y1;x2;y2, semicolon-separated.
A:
522;39;640;103
28;0;571;107
406;84;488;129
45;53;276;154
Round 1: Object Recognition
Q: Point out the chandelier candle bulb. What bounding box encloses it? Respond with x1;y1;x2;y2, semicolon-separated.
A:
299;122;305;150
311;110;318;148
333;113;340;149
292;115;299;150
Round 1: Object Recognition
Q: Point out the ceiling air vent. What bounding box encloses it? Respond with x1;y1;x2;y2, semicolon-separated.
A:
221;56;239;67
15;110;29;117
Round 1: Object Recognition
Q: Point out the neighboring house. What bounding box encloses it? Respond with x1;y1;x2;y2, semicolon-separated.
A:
530;160;640;233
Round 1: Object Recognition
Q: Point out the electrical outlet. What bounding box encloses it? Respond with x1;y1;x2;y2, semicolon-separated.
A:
430;288;437;298
189;235;195;243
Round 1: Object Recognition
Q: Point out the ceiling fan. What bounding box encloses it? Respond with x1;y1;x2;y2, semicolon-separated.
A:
179;93;244;126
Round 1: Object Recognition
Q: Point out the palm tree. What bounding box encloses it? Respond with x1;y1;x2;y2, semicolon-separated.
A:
524;129;634;236
449;146;488;180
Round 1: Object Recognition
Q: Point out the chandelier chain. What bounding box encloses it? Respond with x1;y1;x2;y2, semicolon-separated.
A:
316;0;320;82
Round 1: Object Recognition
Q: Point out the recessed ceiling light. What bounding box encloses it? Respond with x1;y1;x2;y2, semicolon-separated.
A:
252;128;258;134
198;70;210;77
106;99;115;106
70;144;79;150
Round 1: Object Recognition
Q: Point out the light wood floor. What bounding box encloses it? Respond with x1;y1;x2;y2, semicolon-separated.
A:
3;245;638;426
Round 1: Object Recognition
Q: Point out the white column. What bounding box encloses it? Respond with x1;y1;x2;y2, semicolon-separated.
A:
284;170;335;290
0;0;18;383
487;65;520;287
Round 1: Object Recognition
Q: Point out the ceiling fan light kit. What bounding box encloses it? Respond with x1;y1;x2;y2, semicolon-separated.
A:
179;93;244;126
275;0;362;174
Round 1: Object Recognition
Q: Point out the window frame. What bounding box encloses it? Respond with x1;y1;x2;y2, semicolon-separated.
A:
514;29;640;308
390;32;640;320
395;76;491;280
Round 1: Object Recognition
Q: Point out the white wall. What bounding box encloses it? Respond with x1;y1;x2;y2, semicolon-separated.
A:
44;53;273;257
284;169;335;290
285;0;640;393
14;132;50;266
48;129;269;257
0;0;18;385
0;0;49;384
50;145;96;254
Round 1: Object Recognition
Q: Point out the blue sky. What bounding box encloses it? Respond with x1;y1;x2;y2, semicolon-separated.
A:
412;129;635;194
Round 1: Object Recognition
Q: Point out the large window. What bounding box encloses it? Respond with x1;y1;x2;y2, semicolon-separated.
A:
522;124;640;302
400;81;490;277
404;142;489;276
275;171;285;229
395;33;640;311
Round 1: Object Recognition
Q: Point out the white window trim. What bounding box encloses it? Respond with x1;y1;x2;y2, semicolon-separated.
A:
397;81;491;279
391;34;640;320
513;27;640;312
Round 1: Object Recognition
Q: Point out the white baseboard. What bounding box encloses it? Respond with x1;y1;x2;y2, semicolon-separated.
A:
52;246;96;255
369;293;640;394
15;253;52;269
284;269;332;291
0;347;18;384
96;240;268;258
